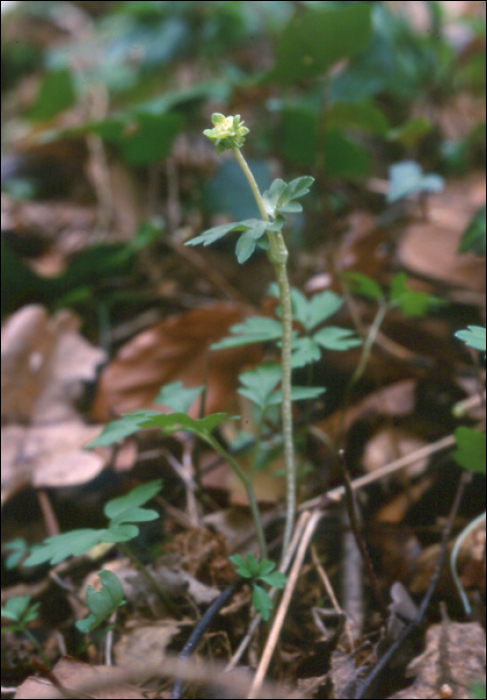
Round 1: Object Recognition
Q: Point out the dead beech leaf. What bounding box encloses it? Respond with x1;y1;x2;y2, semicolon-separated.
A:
1;422;106;504
362;427;428;485
14;656;146;699
388;622;486;699
114;621;183;671
1;305;106;423
1;305;108;503
91;303;262;421
397;173;486;291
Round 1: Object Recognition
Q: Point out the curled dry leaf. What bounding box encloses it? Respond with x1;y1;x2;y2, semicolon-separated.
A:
91;303;262;421
1;305;107;504
397;174;486;292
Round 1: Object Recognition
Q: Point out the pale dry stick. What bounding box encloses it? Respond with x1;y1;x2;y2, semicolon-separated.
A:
310;543;355;651
162;447;200;528
300;433;456;512
226;510;312;672
247;509;324;700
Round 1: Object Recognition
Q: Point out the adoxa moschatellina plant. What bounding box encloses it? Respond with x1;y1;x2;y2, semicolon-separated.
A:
186;113;314;559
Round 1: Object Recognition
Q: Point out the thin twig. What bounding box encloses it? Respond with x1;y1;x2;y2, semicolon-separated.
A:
353;469;472;699
310;543;355;650
247;510;324;699
338;450;388;622
300;433;456;511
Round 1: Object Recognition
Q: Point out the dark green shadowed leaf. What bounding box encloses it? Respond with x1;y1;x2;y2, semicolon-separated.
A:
454;427;486;474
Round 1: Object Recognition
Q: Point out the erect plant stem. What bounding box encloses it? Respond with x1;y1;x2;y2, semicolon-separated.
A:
232;147;296;562
205;434;268;560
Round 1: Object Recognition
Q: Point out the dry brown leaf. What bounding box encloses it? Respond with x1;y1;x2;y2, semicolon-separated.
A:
1;305;108;504
1;422;106;504
2;305;106;423
362;427;428;485
397;173;486;291
114;620;184;671
91;302;262;421
14;656;147;699
388;622;486;699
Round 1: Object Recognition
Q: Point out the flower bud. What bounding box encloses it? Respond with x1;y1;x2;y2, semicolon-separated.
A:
203;113;250;154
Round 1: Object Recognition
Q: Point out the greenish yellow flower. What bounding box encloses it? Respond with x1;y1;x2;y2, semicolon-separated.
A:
203;113;249;154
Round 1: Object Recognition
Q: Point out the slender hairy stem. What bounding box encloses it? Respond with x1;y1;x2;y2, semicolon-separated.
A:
232;146;296;560
204;435;268;560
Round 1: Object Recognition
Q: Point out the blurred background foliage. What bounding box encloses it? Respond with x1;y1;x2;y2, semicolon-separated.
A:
1;0;485;314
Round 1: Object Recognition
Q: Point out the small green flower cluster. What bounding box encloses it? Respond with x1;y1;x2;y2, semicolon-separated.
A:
203;113;249;153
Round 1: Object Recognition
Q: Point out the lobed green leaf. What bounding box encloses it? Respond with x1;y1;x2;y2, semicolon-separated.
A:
455;325;486;352
154;382;203;414
75;570;125;634
211;317;283;350
313;327;362;351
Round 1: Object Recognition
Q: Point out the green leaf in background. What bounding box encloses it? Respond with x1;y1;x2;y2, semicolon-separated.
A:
313;327;362;351
290;336;322;367
88;411;233;447
269;3;372;85
1;595;40;625
387;161;444;203
324;130;370;178
229;553;260;578
103;480;163;521
133;411;235;437
238;363;282;412
342;272;383;301
29;68;75;122
469;682;487;700
85;410;162;447
458;204;486;255
290;289;344;331
388;116;434;149
211;317;283;349
186;218;279;250
202;159;272;220
455;325;486;352
252;584;273;621
24;481;163;567
454;427;486;474
280;103;319;167
262;176;315;218
389;272;446;317
3;539;29;571
24;530;108;567
327;100;389;136
75;570;125;634
236;230;258;263
259;569;287;588
154;382;203;414
269;385;325;406
87;111;183;166
118;112;184;166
